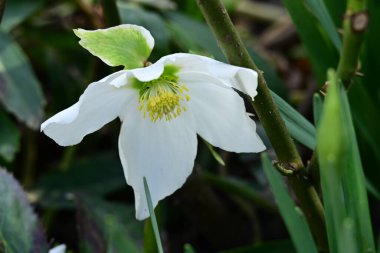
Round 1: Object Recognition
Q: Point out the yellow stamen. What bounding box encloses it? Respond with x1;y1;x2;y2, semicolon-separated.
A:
138;75;190;122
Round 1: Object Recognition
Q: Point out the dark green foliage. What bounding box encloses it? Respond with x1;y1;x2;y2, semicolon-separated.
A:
0;30;45;129
0;168;48;253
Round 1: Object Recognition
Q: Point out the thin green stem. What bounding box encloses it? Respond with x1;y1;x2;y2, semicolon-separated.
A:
143;177;164;253
336;0;368;88
195;0;328;251
58;146;77;171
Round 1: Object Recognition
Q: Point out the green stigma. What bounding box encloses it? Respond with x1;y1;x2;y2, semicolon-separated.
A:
133;65;190;122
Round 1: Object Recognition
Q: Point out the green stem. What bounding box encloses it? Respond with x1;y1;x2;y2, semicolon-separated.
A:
336;0;368;88
58;146;77;171
100;0;121;27
195;0;328;251
143;177;164;253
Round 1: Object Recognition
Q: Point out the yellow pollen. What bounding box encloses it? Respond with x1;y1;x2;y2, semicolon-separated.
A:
138;77;190;122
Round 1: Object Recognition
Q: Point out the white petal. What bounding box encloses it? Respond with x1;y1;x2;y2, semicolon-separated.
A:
118;97;197;220
157;53;258;100
41;72;136;146
129;61;165;82
182;72;265;153
110;58;168;87
49;245;66;253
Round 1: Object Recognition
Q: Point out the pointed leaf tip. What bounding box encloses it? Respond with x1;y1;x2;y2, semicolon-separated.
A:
74;24;154;69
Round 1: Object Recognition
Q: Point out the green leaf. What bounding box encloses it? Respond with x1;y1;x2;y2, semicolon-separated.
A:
271;91;316;149
317;70;375;253
283;0;339;84
0;29;45;129
0;168;48;253
1;0;44;31
316;70;345;253
322;0;346;27
0;110;20;162
76;196;143;253
117;3;170;54
304;0;342;51
74;24;154;69
261;154;318;253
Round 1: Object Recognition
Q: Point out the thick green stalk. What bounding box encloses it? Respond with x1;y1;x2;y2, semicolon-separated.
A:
195;0;328;251
336;0;368;88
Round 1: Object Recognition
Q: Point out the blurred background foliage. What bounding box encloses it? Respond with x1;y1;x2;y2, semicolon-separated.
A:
0;0;379;252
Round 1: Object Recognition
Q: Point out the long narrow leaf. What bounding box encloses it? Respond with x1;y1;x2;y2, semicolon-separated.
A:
261;154;318;253
304;0;342;51
271;91;316;149
283;0;339;84
317;70;375;253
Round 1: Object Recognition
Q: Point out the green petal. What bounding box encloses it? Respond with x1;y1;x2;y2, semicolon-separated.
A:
74;24;154;69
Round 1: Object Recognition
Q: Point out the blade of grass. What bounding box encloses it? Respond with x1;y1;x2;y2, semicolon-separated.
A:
317;70;346;253
339;80;375;253
261;154;318;253
283;0;339;84
143;177;164;253
304;0;342;51
317;69;375;253
271;91;316;149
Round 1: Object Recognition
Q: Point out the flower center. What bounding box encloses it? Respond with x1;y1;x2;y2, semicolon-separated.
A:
135;65;190;122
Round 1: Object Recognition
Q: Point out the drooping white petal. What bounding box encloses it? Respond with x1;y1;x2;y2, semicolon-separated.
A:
48;245;66;253
181;72;265;153
118;97;197;220
41;72;136;146
157;53;259;100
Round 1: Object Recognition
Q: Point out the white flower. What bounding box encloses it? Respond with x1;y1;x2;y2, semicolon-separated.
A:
49;244;66;253
41;25;265;220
